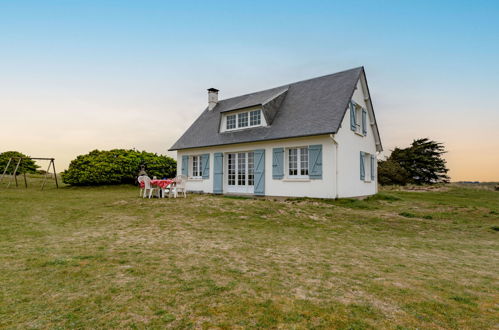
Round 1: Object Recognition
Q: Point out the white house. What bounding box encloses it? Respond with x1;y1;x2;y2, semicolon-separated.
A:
169;67;382;198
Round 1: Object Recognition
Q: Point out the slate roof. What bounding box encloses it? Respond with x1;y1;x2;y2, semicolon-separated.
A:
170;67;374;151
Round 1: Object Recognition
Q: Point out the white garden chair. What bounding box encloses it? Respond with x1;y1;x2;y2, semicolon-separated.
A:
139;176;158;199
171;175;187;198
137;175;145;197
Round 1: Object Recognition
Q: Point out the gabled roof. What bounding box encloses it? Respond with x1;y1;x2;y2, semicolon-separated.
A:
170;67;381;151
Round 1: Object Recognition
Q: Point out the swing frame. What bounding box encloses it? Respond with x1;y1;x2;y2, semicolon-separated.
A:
0;157;59;190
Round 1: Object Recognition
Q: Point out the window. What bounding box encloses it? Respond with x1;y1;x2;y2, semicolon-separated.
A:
361;152;372;182
288;147;309;177
191;155;201;178
237;152;246;185
228;153;236;185
250;110;261;126
226;114;236;130
248;152;254;186
355;108;362;133
238;112;248;128
227;152;254;188
224;109;263;131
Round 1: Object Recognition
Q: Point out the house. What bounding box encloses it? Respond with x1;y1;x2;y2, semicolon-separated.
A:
169;67;382;198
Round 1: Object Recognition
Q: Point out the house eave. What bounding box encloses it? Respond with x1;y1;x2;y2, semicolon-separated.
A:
168;131;336;152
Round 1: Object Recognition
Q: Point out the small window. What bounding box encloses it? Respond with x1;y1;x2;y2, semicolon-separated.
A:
226;114;236;130
191;155;201;178
288;147;309;177
238;112;248;128
250;110;261;126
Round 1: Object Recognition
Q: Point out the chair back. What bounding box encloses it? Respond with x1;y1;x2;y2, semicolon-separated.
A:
140;176;152;189
174;175;187;189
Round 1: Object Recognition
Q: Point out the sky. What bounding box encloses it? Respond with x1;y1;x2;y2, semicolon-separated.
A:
0;0;498;181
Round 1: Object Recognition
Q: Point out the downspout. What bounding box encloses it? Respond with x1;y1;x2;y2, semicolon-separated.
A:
330;134;339;199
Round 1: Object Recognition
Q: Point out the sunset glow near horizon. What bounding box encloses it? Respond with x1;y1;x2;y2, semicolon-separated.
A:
1;1;498;181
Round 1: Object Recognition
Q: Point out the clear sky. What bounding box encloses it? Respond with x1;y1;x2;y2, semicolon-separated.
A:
1;0;498;181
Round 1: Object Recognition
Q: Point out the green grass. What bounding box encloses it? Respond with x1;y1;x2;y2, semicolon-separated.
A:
0;178;498;328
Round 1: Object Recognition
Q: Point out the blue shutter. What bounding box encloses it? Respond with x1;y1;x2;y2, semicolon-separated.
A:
253;149;265;196
201;154;210;179
360;152;365;180
272;148;284;179
371;155;375;181
213;153;223;194
362;108;367;136
350;101;356;131
308;144;323;179
181;155;189;176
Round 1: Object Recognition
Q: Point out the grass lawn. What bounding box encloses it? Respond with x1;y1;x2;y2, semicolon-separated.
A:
0;179;498;328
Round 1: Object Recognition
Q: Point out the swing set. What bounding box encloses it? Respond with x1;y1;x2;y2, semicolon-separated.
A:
0;157;59;190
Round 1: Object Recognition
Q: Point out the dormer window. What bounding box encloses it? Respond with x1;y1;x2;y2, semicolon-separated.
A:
250;110;261;126
226;114;236;129
238;112;248;128
222;109;265;132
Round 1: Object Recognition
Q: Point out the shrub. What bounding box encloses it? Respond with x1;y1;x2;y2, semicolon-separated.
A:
378;159;409;186
62;149;176;186
0;151;40;175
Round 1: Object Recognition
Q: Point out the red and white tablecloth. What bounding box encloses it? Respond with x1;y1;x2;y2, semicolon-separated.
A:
139;179;174;189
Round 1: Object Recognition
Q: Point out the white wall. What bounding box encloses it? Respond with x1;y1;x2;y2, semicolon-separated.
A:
334;78;379;198
177;135;338;198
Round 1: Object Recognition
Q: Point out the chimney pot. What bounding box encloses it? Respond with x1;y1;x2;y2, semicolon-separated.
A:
208;88;219;110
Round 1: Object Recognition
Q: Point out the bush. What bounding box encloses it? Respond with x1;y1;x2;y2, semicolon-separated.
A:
62;149;176;186
0;151;40;175
378;159;409;186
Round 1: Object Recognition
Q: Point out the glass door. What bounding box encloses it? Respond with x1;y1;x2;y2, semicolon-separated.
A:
227;152;254;194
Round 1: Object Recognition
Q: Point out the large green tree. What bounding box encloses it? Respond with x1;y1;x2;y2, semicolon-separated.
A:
378;138;449;185
0;151;40;175
62;149;176;186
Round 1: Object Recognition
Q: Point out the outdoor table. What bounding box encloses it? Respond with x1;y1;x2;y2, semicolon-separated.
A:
139;179;175;198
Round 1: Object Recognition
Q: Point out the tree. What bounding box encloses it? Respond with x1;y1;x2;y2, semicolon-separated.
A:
62;149;176;186
378;138;449;185
0;151;40;175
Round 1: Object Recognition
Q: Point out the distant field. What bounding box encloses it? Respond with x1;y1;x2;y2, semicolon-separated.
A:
0;178;498;328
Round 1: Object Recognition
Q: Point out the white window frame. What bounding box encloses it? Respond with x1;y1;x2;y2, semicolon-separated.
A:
249;110;261;126
355;106;363;135
226;151;255;194
363;152;372;182
191;155;202;179
287;147;309;179
223;109;264;132
226;114;236;130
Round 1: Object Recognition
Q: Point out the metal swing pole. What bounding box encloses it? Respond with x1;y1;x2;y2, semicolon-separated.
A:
0;158;13;184
51;159;59;189
41;159;52;190
8;158;22;188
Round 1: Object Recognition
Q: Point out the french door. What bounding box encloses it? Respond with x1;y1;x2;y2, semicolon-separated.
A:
227;152;254;193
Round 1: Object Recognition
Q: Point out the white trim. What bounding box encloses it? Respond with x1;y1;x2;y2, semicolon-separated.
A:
286;146;309;179
220;108;267;133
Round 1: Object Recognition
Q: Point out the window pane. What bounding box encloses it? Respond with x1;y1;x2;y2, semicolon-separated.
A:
289;148;298;176
227;115;236;130
300;147;309;175
238;112;248;128
248;152;254;186
192;156;198;177
238;153;246;185
250;110;261;126
228;153;235;185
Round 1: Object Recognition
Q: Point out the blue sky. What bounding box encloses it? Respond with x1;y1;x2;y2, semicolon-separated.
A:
1;1;498;180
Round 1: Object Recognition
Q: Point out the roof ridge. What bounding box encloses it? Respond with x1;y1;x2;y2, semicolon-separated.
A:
216;66;363;104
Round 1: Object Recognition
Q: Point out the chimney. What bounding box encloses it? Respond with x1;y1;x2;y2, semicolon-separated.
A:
207;88;219;110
